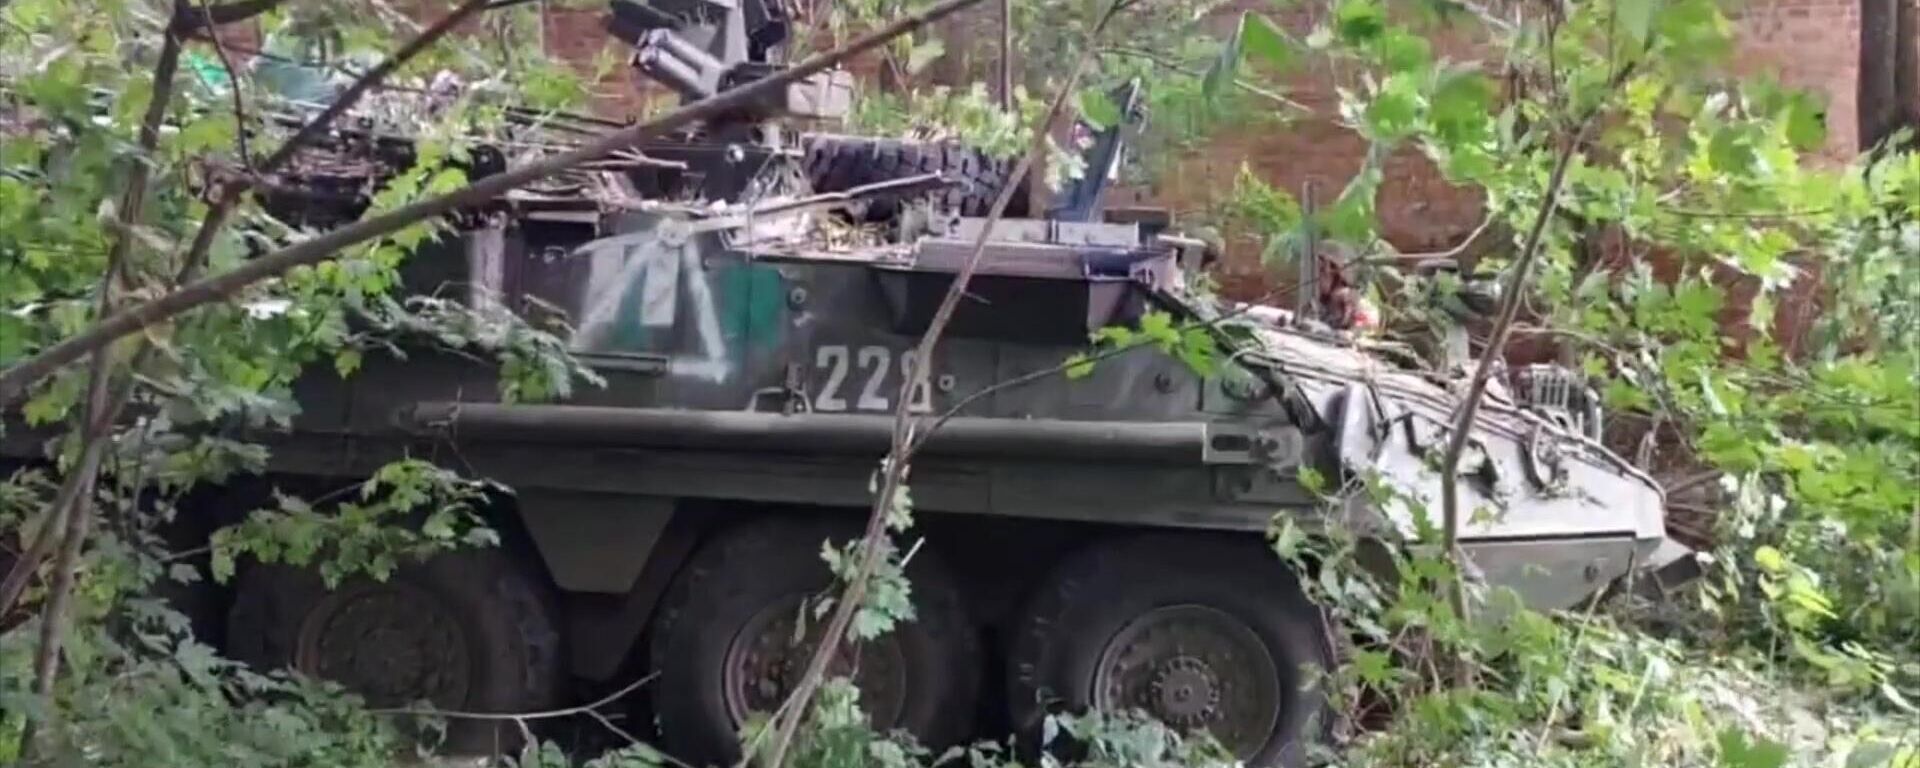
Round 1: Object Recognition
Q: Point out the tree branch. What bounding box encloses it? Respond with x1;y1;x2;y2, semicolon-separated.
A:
906;286;1290;456
0;0;993;408
1435;50;1632;631
1099;45;1309;112
170;0;287;32
196;0;254;169
754;6;1126;768
19;9;187;756
1436;125;1586;624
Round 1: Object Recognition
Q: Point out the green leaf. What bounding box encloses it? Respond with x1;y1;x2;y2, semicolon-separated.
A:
1064;352;1096;380
1375;29;1431;73
1078;89;1120;130
1753;545;1786;573
1716;728;1789;768
1297;466;1327;495
1271;517;1309;559
1708;125;1759;175
1333;0;1386;46
1656;0;1733;62
1781;91;1828;151
1615;0;1655;50
1429;69;1495;143
333;348;362;378
1203;15;1247;101
1240;13;1298;72
1363;75;1423;141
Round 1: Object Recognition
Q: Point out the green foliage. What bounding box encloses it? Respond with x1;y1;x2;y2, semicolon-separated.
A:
0;0;603;762
850;82;1049;160
4;0;1917;766
1064;310;1219;381
208;460;502;588
733;678;1242;768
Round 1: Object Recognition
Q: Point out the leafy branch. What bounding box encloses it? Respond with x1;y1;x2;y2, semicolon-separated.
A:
0;0;993;409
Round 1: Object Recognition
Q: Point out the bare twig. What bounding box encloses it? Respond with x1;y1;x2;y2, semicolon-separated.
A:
1661;206;1833;220
755;6;1126;768
0;0;991;408
372;672;657;722
195;0;254;168
1100;45;1309;112
998;0;1013;109
1373;210;1499;264
21;359;115;755
371;673;691;768
0;361;144;618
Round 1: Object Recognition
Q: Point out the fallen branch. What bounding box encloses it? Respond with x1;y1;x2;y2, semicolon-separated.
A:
0;0;991;408
367;672;683;765
754;5;1127;768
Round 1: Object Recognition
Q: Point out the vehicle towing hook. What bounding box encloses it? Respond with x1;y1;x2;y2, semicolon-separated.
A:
1630;536;1705;600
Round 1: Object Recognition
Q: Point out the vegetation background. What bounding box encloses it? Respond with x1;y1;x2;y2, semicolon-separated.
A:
0;0;1915;767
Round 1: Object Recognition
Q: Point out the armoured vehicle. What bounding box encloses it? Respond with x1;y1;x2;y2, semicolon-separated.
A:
1;2;1697;766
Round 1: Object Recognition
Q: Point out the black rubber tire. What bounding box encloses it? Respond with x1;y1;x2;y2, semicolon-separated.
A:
1007;533;1335;768
225;547;563;756
801;134;1027;218
647;516;981;766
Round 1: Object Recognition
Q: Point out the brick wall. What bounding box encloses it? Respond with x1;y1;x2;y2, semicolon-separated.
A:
1731;0;1864;158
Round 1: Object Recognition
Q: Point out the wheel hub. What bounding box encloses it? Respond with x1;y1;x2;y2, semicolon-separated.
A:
1148;656;1223;727
295;584;472;709
723;595;908;729
1093;604;1283;759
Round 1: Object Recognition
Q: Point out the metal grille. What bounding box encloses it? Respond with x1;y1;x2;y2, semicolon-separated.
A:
1510;364;1603;440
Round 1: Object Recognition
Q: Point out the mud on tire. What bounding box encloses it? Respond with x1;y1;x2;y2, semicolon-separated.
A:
646;516;981;766
802;134;1027;219
225;547;563;756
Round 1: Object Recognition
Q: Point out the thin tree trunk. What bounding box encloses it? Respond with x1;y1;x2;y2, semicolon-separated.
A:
999;0;1013;109
1897;0;1918;139
1858;0;1916;153
18;9;188;757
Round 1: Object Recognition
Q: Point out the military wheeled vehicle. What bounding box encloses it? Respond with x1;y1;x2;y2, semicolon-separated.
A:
0;2;1697;765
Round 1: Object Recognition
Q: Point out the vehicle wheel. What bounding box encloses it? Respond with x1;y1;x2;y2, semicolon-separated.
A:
802;134;1027;219
225;546;563;756
1008;533;1335;768
648;517;981;766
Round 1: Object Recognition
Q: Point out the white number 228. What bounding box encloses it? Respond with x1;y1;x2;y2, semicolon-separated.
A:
814;345;933;413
